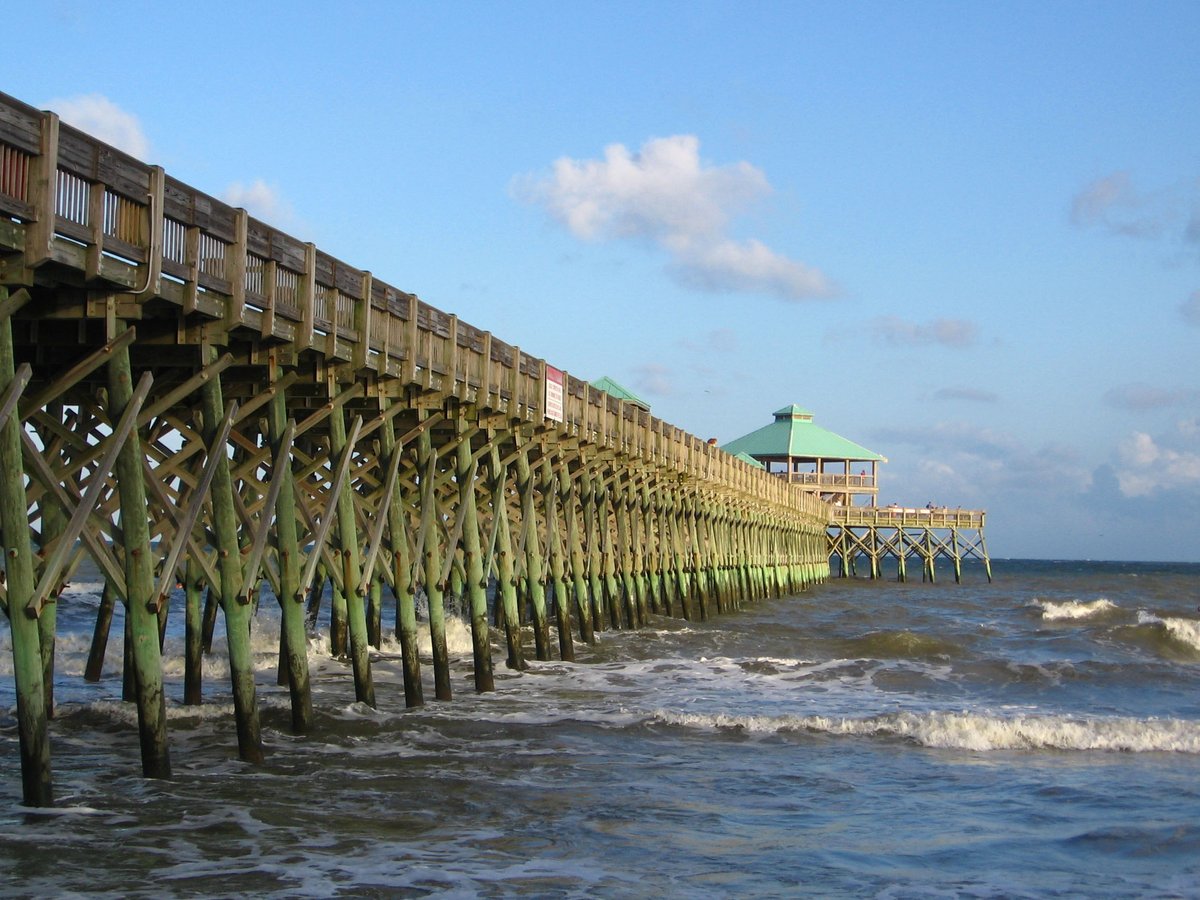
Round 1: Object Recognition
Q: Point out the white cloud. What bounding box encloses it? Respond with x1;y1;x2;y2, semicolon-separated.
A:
868;315;978;348
1070;171;1199;243
48;93;150;158
515;135;835;302
631;362;674;396
222;179;297;227
1115;429;1200;497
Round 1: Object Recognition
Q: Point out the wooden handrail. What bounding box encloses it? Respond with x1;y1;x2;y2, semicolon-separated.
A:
832;506;986;528
0;89;835;526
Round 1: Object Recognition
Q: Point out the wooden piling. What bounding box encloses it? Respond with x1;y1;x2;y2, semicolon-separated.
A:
0;289;53;805
108;324;172;777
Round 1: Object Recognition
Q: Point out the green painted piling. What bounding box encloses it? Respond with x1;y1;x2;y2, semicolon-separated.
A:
198;346;261;764
457;421;495;690
380;412;423;705
329;406;374;707
108;325;172;777
0;290;53;805
37;466;66;716
488;446;526;669
183;557;203;705
84;579;115;683
266;374;313;730
515;448;552;660
612;479;640;628
560;463;595;644
580;468;607;631
540;457;574;661
417;424;453;700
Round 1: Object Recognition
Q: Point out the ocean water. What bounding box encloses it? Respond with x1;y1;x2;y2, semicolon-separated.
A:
2;559;1199;898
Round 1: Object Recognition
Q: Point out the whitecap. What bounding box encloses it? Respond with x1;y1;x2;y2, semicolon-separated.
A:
651;708;1200;753
1036;598;1117;621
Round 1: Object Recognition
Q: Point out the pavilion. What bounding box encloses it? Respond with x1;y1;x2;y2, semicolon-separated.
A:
721;405;887;507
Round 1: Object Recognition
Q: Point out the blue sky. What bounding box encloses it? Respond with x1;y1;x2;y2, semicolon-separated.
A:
10;0;1199;561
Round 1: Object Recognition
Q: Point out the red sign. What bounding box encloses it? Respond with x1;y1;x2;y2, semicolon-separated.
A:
545;366;564;423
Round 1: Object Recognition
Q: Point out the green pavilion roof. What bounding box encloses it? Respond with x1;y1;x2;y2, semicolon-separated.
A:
732;450;766;469
590;375;650;410
721;404;887;463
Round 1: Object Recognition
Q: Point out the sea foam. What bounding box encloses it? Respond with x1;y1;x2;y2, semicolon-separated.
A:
652;708;1200;753
1037;598;1117;621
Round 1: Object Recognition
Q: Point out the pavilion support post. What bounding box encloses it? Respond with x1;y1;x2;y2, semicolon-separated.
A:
515;447;551;660
266;370;313;731
417;422;453;699
540;457;574;661
106;325;172;777
329;406;374;707
951;527;963;585
380;412;423;705
0;291;53;805
561;463;595;644
457;419;495;691
488;446;526;669
198;345;262;764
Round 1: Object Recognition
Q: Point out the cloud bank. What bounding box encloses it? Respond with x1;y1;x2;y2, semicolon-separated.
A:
47;93;150;158
1115;425;1200;497
515;135;835;302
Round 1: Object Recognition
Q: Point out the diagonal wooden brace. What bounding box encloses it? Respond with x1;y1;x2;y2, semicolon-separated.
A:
150;400;239;611
24;370;153;617
239;420;295;600
297;415;362;602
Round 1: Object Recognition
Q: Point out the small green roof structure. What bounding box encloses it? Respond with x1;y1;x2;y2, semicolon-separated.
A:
722;405;886;506
590;376;650;411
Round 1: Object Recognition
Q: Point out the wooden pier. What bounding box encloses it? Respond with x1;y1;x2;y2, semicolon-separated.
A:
828;506;991;583
0;92;832;806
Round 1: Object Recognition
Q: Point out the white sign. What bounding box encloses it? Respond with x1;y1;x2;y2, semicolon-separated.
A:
545;366;564;422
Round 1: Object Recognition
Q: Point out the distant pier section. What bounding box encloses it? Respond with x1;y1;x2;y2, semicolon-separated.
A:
722;406;991;582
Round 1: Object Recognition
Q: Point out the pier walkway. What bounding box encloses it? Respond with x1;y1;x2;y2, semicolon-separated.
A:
0;92;831;805
829;505;990;583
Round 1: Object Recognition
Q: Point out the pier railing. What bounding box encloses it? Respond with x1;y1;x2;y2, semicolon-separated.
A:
0;90;827;523
781;472;876;490
832;506;986;529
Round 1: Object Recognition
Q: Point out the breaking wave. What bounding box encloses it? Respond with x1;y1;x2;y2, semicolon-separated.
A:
1036;598;1117;621
1137;612;1200;655
652;708;1200;753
